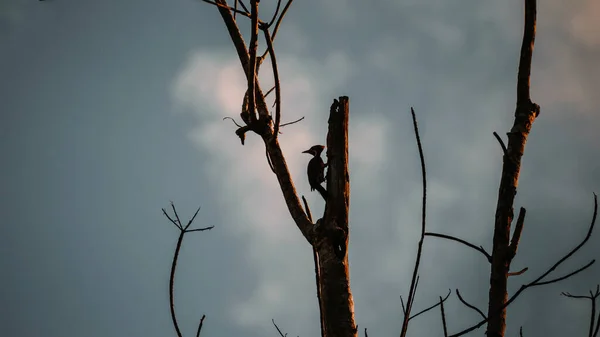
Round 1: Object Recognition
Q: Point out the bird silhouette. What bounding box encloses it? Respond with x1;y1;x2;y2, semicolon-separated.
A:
302;145;327;200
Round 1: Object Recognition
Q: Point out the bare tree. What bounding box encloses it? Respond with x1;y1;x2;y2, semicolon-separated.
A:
162;0;599;336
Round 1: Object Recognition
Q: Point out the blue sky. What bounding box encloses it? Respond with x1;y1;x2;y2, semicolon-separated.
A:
1;0;599;336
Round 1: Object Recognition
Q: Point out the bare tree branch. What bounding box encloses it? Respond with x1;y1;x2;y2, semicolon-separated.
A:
493;131;508;157
424;232;492;263
162;203;212;337
456;289;486;320
196;315;206;337
408;289;452;321
272;319;287;337
400;107;428;337
561;285;600;337
440;296;449;337
223;116;244;128
260;25;282;139
202;0;251;18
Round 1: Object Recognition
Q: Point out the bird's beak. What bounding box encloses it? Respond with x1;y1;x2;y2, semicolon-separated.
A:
302;149;311;154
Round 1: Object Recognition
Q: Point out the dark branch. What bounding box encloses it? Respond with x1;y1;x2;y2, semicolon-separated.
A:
260;26;282;139
562;285;600;337
223;116;244;128
440;296;449;337
493;131;508;156
408;289;452;321
279;116;305;129
202;0;251;18
400;107;428;337
456;289;486;320
195;315;206;337
424;232;492;263
162;203;212;337
272;319;286;337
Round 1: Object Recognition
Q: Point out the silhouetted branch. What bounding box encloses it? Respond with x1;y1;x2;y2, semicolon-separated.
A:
260;25;281;138
223;116;244;128
400;107;428;337
201;0;251;18
259;0;294;62
272;319;287;337
266;0;283;28
440;296;448;337
456;289;486;320
520;326;524;337
562;285;600;337
279;116;305;129
196;315;206;337
424;232;492;263
162;203;213;337
449;193;597;337
408;289;452;321
493;132;508;157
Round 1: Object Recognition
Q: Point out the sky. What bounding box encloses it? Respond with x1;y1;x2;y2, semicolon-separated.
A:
1;0;599;336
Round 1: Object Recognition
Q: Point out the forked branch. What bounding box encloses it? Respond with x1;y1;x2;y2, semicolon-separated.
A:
561;285;600;337
161;202;213;337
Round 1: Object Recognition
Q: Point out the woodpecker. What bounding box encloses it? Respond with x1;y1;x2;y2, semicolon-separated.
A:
302;145;327;200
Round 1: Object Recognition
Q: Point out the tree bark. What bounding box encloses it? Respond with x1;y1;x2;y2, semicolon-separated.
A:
486;1;539;336
314;97;357;337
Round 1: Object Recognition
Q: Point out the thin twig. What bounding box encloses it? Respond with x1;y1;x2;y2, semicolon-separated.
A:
259;0;295;61
171;201;182;228
400;296;406;316
400;107;427;337
508;267;528;277
561;285;600;337
184;206;202;230
272;319;286;337
424;232;492;262
163;208;182;230
223;116;244;128
266;0;283;28
409;289;452;321
265;85;276;98
456;289;486;320
440;296;448;337
196;315;206;337
279;116;305;128
202;0;251;18
260;25;282;139
493;132;508;156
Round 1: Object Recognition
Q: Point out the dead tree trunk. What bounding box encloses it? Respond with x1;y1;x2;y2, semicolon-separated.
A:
486;1;539;336
312;97;356;337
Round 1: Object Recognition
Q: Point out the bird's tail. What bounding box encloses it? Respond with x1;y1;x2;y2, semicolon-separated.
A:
315;184;328;200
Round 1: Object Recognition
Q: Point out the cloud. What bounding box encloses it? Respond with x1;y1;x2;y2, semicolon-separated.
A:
171;48;359;334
